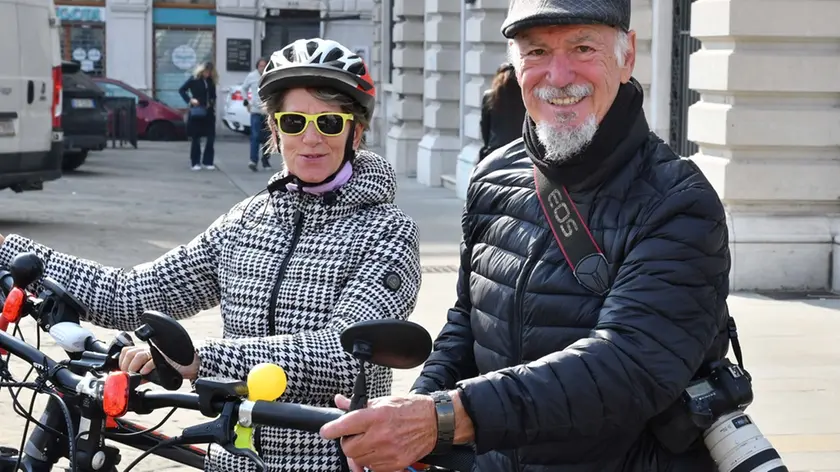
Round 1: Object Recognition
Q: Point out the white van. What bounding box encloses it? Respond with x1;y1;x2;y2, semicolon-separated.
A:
0;0;63;192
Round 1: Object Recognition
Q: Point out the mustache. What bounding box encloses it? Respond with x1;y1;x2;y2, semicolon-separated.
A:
534;84;593;101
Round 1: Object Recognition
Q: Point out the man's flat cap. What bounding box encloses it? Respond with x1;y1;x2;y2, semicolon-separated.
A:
501;0;631;39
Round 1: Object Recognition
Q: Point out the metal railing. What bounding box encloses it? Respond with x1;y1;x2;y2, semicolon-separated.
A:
102;97;138;149
669;0;701;157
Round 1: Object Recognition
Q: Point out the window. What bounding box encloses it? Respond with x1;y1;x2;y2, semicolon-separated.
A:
153;27;215;108
97;83;140;102
60;24;106;77
153;0;215;6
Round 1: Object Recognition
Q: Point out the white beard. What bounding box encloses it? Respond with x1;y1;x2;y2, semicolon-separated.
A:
535;114;598;164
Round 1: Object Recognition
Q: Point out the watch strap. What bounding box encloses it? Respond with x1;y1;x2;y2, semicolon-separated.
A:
431;391;455;454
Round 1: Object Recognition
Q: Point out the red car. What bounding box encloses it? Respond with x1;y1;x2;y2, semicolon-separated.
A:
92;78;187;141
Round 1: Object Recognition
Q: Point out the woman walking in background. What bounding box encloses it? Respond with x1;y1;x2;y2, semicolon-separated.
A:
479;62;526;162
179;62;218;170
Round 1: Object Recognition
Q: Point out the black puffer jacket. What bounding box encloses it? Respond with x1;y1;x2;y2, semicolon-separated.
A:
412;103;731;471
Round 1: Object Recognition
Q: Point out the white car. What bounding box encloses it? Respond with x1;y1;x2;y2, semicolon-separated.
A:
221;85;251;135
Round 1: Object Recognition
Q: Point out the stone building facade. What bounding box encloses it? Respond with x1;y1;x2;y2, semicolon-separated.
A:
94;0;372;111
368;0;840;292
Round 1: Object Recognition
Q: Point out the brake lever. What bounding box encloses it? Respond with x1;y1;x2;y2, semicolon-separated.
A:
178;402;267;472
146;344;184;391
222;441;266;472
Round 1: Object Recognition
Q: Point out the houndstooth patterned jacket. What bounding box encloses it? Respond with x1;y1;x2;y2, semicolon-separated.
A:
0;150;422;472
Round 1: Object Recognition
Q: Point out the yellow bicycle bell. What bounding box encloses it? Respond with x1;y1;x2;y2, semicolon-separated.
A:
234;363;288;450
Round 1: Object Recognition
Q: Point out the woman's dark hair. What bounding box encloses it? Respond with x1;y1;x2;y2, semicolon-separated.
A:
486;63;519;110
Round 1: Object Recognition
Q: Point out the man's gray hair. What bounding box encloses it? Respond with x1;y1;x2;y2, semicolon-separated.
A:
507;28;631;70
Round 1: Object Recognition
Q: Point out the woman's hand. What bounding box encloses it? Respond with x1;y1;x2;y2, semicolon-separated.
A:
118;346;201;380
189;98;199;106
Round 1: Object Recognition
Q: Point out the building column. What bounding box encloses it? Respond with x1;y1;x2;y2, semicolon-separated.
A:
385;0;424;177
106;0;152;93
648;0;673;141
688;0;840;291
415;0;460;186
630;0;653;120
369;0;385;149
455;0;508;199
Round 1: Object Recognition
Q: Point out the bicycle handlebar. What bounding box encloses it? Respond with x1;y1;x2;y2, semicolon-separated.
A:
0;327;476;471
0;328;85;392
137;390;475;471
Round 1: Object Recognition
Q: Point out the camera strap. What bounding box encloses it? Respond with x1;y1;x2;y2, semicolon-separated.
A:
533;166;746;369
533;167;611;296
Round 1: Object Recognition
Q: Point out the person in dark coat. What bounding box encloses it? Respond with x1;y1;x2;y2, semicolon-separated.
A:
479;62;527;162
320;0;737;471
178;61;217;170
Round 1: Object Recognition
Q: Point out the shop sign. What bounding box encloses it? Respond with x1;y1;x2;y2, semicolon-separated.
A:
56;6;106;23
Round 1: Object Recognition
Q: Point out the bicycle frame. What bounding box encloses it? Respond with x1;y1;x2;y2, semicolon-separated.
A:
0;395;206;472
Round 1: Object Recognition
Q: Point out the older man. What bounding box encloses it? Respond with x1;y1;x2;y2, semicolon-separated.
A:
321;0;732;471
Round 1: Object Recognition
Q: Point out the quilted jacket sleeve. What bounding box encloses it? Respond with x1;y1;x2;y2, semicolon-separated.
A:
456;184;730;456
195;217;422;399
410;239;479;394
0;213;229;332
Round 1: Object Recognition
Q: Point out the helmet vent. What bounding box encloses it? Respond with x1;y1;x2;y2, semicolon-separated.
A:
323;48;343;63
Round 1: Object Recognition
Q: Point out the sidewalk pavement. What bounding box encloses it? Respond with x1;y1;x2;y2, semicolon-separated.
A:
112;140;840;470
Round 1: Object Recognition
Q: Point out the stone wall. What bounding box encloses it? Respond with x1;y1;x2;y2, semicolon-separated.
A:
688;0;840;290
454;0;509;199
416;0;460;186
384;0;424;176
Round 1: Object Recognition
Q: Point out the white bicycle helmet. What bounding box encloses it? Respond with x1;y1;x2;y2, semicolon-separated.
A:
258;38;376;120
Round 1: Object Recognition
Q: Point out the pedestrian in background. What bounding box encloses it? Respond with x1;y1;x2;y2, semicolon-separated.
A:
479;62;527;161
241;57;273;172
179;61;218;170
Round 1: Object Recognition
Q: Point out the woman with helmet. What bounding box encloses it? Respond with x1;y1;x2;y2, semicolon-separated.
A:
0;38;420;471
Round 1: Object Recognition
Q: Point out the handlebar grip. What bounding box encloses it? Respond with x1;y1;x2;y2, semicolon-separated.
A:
418;446;475;471
250;401;343;433
143;348;183;391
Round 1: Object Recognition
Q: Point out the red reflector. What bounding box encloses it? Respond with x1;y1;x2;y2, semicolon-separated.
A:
231;91;243;100
2;287;25;324
103;372;130;418
105;416;118;429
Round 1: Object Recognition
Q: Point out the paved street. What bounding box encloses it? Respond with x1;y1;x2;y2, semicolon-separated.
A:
0;137;837;471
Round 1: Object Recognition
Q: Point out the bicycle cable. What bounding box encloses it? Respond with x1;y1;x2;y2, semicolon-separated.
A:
121;436;180;472
109;407;179;437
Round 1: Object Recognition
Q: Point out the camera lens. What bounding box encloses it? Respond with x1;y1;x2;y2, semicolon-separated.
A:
703;411;787;472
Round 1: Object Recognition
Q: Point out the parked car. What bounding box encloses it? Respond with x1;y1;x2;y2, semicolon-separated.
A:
61;61;107;171
222;85;251;135
92;78;186;141
0;0;64;192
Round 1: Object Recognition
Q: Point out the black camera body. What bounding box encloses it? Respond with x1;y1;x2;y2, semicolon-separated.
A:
648;358;754;455
683;358;754;430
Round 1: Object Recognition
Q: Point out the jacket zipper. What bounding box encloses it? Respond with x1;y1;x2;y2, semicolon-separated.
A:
510;238;545;472
267;208;304;336
255;208;304;453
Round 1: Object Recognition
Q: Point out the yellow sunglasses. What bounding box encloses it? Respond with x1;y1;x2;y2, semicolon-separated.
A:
273;112;355;137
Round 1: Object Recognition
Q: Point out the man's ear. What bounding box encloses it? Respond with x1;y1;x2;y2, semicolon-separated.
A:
620;30;637;83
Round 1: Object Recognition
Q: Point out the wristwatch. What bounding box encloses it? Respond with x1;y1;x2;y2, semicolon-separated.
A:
430;391;455;454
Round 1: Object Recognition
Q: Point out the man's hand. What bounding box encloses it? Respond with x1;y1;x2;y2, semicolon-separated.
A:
321;391;476;471
320;393;437;471
118;345;201;381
